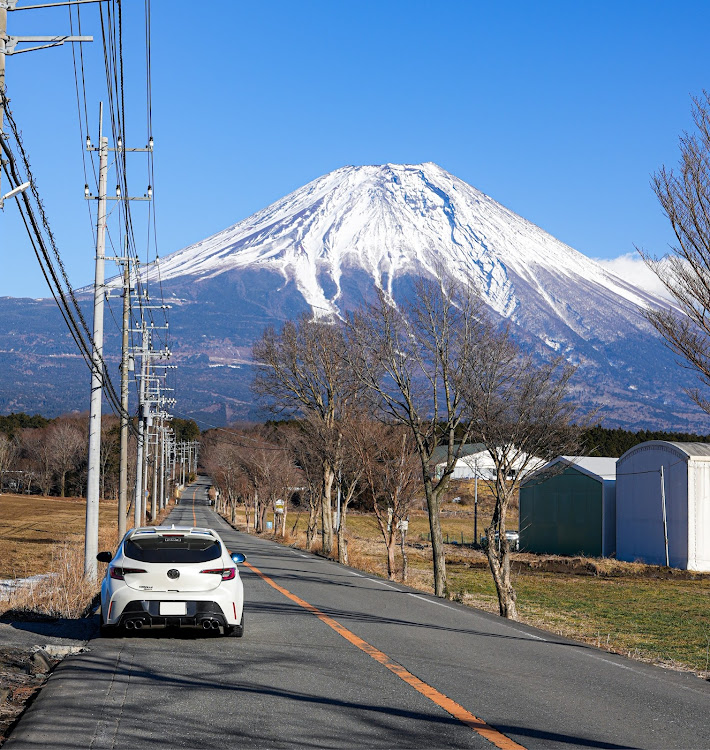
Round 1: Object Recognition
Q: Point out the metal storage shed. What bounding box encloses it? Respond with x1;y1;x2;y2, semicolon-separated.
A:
519;456;617;557
616;441;710;571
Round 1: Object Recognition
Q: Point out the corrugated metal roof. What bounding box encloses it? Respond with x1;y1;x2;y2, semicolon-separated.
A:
619;441;710;461
668;442;710;458
561;456;618;480
521;455;617;485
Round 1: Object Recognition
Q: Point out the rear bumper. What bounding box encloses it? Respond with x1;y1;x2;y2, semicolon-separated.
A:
116;600;231;629
102;577;243;627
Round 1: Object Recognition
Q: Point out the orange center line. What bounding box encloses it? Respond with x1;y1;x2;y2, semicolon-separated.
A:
244;561;526;750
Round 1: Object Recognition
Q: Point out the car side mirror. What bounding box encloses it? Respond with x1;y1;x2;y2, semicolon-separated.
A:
231;552;246;564
96;551;113;563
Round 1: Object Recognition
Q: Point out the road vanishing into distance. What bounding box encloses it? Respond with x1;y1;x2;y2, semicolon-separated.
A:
5;477;710;749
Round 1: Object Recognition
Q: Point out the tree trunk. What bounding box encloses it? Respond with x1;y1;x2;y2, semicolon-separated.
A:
60;471;66;498
485;486;518;620
259;501;268;535
306;495;318;551
423;477;447;597
486;531;517;619
400;529;408;582
386;534;396;580
337;502;348;565
254;490;262;533
281;503;288;537
321;463;335;556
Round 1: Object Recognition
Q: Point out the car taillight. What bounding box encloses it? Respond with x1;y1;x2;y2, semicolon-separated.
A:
109;566;146;580
200;567;236;580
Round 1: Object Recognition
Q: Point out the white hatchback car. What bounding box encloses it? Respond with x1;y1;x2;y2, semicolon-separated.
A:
97;525;246;637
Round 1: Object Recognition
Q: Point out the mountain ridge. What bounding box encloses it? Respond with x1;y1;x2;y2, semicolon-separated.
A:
9;162;708;430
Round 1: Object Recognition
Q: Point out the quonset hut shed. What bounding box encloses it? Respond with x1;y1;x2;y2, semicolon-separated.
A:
519;457;617;557
616;442;710;571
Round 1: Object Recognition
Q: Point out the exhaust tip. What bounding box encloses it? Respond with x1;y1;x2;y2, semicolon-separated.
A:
125;620;134;629
134;620;144;630
202;620;211;630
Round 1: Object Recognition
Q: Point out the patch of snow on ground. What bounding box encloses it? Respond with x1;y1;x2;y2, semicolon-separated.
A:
0;574;55;599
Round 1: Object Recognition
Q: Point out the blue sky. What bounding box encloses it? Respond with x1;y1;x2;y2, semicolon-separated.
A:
3;0;710;297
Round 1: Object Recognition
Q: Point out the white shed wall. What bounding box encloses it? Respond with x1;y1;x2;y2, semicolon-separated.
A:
617;444;689;568
688;459;710;571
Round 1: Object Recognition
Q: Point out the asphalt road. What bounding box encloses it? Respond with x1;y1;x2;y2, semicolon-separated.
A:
4;476;710;749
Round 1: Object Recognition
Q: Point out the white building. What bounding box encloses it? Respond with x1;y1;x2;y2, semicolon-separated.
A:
616;441;710;571
431;444;544;481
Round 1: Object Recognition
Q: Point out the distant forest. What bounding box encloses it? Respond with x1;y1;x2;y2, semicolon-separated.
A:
2;412;708;462
581;426;710;458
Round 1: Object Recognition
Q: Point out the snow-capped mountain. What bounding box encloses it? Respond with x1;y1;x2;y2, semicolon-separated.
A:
138;162;661;324
2;163;704;430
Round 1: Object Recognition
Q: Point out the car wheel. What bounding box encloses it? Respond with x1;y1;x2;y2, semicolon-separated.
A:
226;612;244;638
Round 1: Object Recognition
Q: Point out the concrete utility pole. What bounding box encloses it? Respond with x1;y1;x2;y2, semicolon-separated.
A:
134;323;148;529
151;415;158;522
84;103;107;581
132;320;170;526
118;253;131;539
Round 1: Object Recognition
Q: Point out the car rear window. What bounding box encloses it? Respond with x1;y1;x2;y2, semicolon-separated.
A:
124;535;222;563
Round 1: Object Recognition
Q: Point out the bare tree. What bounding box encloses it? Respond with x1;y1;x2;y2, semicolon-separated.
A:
284;425;322;550
0;433;18;490
353;419;419;581
462;330;585;619
253;314;356;557
45;419;86;498
99;419;120;501
346;277;484;597
640;92;710;413
19;427;54;496
201;430;252;528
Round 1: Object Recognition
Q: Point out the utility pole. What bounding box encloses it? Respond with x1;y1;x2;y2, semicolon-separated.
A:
117;252;131;539
134;323;148;529
132;320;169;526
159;423;165;510
84;103;107;581
151;406;158;522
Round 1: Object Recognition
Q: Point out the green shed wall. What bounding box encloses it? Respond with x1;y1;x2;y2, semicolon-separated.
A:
520;467;604;556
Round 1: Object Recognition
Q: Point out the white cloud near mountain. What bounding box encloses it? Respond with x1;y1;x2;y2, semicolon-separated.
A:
595;252;675;302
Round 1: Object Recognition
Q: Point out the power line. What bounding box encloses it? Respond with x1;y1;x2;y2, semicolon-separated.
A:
1;93;126;419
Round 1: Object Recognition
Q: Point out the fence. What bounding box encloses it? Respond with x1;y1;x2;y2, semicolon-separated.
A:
419;531;480;547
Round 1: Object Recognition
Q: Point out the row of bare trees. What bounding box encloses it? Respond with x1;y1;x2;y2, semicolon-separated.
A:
200;417;420;580
0;414;123;500
241;275;585;620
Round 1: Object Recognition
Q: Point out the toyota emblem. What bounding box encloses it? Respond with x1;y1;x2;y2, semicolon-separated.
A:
167;569;180;579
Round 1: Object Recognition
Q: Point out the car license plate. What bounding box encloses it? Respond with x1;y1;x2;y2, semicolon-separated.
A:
160;602;186;616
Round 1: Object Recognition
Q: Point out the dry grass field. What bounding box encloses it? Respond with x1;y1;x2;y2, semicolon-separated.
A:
0;493;173;619
0;494;119;580
0;494;120;580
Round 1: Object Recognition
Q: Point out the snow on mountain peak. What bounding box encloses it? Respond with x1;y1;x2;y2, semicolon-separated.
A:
142;162;662;321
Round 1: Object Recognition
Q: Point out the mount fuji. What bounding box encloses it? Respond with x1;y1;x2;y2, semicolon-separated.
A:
0;162;704;430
